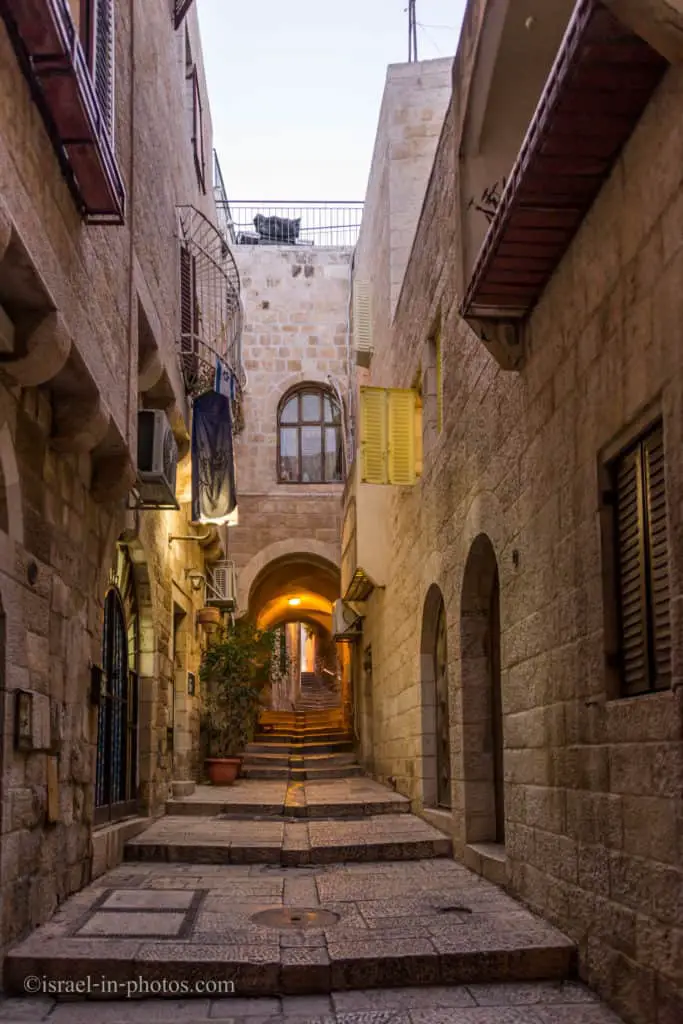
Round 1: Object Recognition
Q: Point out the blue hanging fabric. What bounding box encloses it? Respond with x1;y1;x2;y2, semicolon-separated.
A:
191;390;237;524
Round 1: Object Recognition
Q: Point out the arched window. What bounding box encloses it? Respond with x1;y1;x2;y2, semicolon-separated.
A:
278;385;343;483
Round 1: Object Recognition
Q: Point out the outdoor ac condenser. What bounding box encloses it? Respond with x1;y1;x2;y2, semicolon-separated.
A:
136;410;179;509
206;560;237;610
332;599;361;642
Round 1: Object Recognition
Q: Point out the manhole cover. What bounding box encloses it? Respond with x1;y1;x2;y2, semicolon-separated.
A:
251;907;339;928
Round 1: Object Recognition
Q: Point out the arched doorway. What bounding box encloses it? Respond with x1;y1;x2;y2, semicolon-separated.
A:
95;546;139;824
460;533;504;845
421;584;451;809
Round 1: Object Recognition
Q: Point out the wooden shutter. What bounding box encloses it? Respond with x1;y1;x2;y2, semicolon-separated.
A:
388;389;417;485
175;0;196;29
613;421;671;696
435;323;443;433
190;67;206;193
93;0;114;136
360;387;387;484
643;425;671;689
353;281;372;351
614;447;648;695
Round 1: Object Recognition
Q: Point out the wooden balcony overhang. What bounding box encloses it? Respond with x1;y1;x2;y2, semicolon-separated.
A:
1;0;126;224
461;0;668;330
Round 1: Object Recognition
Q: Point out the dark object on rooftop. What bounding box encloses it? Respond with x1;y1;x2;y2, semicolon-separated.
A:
254;214;301;244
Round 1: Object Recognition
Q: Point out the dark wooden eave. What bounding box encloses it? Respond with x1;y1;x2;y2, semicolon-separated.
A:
461;0;669;326
0;0;126;224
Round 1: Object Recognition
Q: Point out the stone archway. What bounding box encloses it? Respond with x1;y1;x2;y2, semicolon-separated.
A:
420;584;451;809
460;533;505;846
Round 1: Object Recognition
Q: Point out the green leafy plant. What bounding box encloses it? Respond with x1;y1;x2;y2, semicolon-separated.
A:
199;620;276;758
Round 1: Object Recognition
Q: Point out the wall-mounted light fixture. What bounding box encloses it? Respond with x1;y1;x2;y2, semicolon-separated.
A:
185;569;206;593
288;597;301;606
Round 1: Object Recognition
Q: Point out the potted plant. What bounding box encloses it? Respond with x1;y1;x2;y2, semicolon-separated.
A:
199;620;276;784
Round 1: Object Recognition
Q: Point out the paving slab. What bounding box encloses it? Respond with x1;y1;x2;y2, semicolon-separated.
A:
4;860;576;999
0;982;625;1022
125;815;451;866
165;780;410;820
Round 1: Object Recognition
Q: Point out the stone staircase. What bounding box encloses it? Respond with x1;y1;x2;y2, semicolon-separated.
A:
3;773;579;1001
295;670;340;710
242;706;362;781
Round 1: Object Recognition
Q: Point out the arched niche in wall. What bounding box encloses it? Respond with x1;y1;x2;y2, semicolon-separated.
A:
420;582;451;810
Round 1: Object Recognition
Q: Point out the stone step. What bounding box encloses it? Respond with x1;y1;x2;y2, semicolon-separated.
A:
248;742;356;756
3;859;576;999
242;765;363;780
243;751;359;764
123;814;451;866
255;731;353;742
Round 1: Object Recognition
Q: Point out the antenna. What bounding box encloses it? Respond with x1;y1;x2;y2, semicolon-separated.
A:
408;0;418;62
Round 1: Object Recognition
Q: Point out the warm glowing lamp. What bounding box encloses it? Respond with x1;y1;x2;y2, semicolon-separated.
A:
288;597;302;606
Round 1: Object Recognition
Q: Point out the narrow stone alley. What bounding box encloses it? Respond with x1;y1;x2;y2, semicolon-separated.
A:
1;707;621;1023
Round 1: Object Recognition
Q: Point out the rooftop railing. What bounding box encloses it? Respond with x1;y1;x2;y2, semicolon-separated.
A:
217;201;363;249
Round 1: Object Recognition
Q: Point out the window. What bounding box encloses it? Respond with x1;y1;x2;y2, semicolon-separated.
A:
605;420;671;697
278;386;344;484
359;386;420;485
68;0;115;136
184;32;206;193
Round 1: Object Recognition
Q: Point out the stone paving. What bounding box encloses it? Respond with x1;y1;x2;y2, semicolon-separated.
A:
0;982;624;1023
125;814;451;865
4;860;575;997
1;777;628;1023
165;780;411;819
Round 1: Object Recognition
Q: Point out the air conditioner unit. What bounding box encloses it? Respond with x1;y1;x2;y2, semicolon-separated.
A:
136;410;179;510
206;560;237;609
332;599;361;642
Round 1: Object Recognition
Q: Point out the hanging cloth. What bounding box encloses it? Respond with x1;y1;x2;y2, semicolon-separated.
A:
191;390;237;524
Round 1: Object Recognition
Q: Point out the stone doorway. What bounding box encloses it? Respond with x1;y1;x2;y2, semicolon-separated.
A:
460;534;505;847
95;546;140;825
421;584;451;809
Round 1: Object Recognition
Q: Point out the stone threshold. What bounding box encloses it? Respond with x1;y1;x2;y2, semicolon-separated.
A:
165;798;411;819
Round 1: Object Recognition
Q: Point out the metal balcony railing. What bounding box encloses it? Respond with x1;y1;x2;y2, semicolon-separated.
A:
218;201;363;249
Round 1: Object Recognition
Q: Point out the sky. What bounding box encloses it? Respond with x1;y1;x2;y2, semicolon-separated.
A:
197;0;467;202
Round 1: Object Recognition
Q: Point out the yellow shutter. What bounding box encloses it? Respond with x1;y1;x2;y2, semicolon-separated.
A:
435;323;443;433
360;387;388;484
388;389;416;485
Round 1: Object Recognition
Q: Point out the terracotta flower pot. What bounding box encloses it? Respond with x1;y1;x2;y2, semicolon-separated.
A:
197;607;221;627
205;757;241;785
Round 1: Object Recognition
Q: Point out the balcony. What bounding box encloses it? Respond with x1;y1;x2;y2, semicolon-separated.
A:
1;0;126;224
459;0;668;368
217;200;363;249
177;205;243;401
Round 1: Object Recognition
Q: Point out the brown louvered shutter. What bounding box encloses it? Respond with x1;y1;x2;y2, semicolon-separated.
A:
93;0;114;135
643;424;671;689
614;446;648;696
613;421;671;697
175;0;196;29
179;245;199;384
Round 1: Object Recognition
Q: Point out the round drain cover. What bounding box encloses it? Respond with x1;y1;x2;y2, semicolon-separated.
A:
251;907;339;929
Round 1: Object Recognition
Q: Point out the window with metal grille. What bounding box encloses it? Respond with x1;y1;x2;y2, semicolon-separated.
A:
608;420;671;697
278;386;344;484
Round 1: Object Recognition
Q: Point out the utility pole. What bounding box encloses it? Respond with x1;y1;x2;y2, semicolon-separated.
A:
408;0;418;62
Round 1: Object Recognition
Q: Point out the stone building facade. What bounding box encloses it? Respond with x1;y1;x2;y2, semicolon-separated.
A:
229;244;351;660
347;2;683;1023
0;0;230;958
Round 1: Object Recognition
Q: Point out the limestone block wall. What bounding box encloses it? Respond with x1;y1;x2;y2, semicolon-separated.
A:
354;58;452;375
0;0;221;960
356;42;683;1024
230;246;350;605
